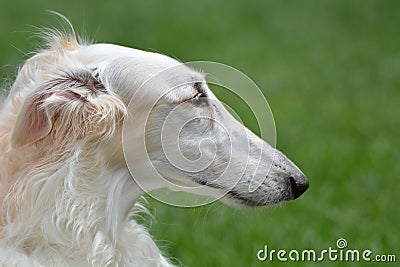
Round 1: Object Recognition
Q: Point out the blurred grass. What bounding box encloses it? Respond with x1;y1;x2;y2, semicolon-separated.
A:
1;0;399;266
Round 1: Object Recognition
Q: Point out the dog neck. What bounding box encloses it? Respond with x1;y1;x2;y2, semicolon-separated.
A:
0;138;158;265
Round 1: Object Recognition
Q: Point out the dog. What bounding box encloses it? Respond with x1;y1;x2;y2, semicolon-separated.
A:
0;21;308;266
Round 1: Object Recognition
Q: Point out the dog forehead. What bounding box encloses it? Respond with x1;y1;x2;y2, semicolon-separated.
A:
73;43;204;102
75;43;184;72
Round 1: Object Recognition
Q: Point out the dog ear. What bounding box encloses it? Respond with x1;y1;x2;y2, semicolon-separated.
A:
9;69;122;149
10;92;53;149
10;70;105;148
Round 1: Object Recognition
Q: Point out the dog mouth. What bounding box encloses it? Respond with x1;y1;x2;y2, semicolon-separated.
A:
192;180;268;207
194;174;309;207
224;190;267;207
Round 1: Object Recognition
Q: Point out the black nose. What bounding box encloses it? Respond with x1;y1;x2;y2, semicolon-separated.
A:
289;174;309;199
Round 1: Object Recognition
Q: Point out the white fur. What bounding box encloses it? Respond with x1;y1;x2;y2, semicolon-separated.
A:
0;23;308;266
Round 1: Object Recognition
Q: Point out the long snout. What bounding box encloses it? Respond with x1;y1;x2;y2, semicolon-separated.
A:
223;128;309;207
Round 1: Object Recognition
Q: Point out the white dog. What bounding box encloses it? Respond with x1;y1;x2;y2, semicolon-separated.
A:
0;22;308;266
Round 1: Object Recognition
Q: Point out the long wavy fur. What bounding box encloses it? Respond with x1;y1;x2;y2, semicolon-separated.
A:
0;17;173;267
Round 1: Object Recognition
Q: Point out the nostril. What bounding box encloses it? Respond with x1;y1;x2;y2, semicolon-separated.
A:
289;175;309;199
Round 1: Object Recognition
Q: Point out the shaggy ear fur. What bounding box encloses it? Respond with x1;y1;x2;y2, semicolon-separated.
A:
10;93;52;148
9;69;126;149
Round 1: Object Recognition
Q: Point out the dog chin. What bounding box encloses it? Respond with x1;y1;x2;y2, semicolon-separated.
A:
219;190;293;208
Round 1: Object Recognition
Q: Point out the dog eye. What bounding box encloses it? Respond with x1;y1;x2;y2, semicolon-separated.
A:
188;92;208;106
190;82;207;100
191;92;205;100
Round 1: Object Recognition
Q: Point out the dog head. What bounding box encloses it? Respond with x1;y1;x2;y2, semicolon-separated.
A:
8;35;308;207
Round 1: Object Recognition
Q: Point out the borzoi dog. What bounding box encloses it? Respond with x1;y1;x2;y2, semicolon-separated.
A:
0;26;308;266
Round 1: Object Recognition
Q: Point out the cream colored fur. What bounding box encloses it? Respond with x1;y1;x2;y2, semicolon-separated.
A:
0;22;308;266
0;34;174;266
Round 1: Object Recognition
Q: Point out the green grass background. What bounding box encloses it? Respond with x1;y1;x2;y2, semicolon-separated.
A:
1;1;399;266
